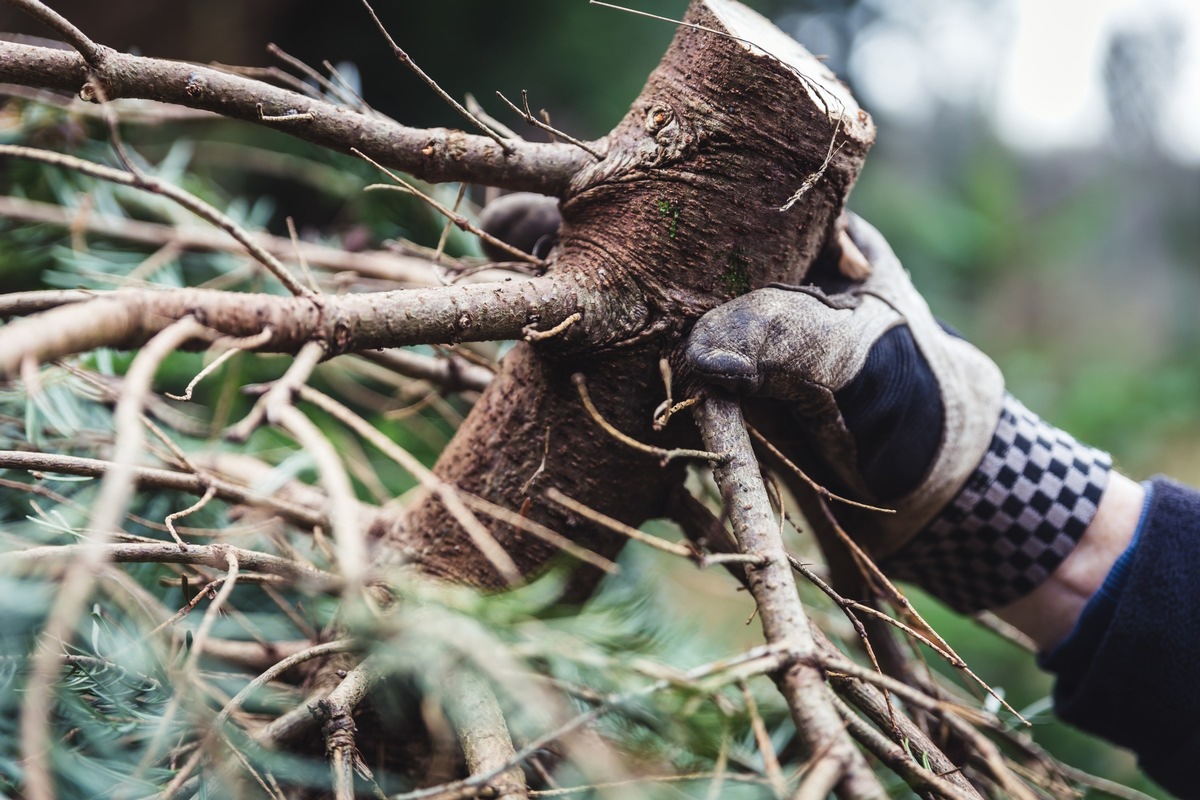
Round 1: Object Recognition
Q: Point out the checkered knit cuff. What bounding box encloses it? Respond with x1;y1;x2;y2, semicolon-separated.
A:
882;394;1112;613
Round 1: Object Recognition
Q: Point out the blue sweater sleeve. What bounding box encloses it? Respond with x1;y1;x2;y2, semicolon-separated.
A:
1041;477;1200;797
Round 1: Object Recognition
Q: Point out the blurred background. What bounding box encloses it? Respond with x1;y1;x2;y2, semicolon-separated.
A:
2;0;1196;795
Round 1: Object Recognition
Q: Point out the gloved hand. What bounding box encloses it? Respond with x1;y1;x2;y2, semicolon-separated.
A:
685;215;1112;612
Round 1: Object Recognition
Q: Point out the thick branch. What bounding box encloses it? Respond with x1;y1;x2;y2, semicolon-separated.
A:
0;276;587;376
0;40;591;194
695;396;885;800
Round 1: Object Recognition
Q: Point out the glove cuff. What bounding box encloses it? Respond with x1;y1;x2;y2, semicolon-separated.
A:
882;393;1112;613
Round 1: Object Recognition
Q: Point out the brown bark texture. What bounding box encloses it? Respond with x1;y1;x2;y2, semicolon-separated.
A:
396;0;874;590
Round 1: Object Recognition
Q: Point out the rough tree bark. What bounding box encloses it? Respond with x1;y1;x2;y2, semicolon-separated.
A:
0;0;890;795
396;0;873;590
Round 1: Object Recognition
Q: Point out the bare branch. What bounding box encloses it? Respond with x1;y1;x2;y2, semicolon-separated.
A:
355;148;545;267
359;349;493;394
447;671;528;800
0;40;591;194
495;90;604;160
0;276;586;377
274;404;370;590
356;0;512;151
833;695;979;800
17;316;207;800
695;396;885;800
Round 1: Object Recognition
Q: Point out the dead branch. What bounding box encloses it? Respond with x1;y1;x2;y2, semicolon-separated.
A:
832;695;979;800
0;39;593;194
446;670;528;800
16;317;208;800
695;396;885;800
0;275;587;377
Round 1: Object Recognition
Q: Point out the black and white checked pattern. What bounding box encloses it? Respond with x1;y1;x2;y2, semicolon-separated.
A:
883;394;1111;613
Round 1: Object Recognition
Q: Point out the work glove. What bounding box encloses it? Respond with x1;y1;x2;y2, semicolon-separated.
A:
685;215;1112;613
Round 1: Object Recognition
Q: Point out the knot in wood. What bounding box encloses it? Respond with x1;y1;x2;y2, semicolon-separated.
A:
184;72;207;99
644;103;676;139
78;79;100;103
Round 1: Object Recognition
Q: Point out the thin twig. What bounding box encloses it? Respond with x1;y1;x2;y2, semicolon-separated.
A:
266;43;355;107
0;450;326;530
433;183;468;270
296;386;526;585
322;60;373;113
832;695;978;800
227;340;325;442
5;541;344;589
811;498;1028;724
524;312;581;341
358;349;493;394
740;680;788;798
574;374;726;464
166;327;275;402
163;485;216;549
356;0;512;151
747;423;892;513
17;317;206;800
132;548;241;793
544;487;693;558
354;148;545;268
496;91;603;160
286;217;320;292
273;404;369;591
0;195;495;288
162;639;358;799
0;144;311;296
455;492;619;575
466;93;521;140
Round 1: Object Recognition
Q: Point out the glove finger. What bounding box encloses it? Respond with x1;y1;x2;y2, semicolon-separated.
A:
684;297;773;394
686;287;900;403
479;192;561;260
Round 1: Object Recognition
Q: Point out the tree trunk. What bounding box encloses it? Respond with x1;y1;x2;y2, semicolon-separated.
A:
398;0;874;593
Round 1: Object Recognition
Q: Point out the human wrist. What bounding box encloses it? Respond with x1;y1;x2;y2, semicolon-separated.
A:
995;472;1145;652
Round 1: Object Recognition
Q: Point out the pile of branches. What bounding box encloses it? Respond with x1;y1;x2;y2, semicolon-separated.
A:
0;1;1149;798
